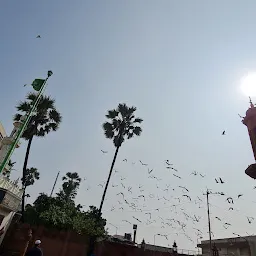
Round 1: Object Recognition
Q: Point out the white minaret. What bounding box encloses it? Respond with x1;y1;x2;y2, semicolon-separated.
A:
0;117;24;174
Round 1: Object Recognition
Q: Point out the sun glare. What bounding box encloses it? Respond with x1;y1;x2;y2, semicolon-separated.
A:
241;72;256;97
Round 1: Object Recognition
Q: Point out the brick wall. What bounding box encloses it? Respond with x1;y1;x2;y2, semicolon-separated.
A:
0;223;181;256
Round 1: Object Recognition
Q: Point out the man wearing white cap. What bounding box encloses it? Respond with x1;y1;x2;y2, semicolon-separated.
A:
25;240;43;256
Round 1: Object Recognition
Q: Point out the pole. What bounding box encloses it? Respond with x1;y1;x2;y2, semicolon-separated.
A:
50;171;60;197
109;223;118;235
206;189;212;256
0;72;52;173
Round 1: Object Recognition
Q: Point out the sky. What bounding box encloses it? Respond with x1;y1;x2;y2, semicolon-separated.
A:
2;0;256;252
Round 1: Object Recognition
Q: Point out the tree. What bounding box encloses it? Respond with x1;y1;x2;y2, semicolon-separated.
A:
14;93;62;219
57;172;81;202
87;103;143;256
100;103;143;212
22;167;40;203
2;160;16;179
23;173;106;237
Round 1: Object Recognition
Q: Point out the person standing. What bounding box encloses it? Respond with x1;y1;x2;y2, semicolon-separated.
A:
25;240;43;256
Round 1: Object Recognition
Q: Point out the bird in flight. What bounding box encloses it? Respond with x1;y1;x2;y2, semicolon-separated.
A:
36;35;41;38
223;223;231;229
101;150;107;154
117;192;124;198
138;195;145;201
215;177;224;184
227;197;234;204
145;212;152;219
182;195;191;201
139;160;148;166
148;168;153;174
123;159;127;162
98;184;103;188
173;174;181;179
122;220;132;224
215;217;221;221
191;171;198;176
179;186;189;192
222;130;226;135
165;160;172;166
132;216;142;223
238;194;243;198
247;217;254;224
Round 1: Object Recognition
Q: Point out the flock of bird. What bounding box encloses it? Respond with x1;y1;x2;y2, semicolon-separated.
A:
80;133;256;251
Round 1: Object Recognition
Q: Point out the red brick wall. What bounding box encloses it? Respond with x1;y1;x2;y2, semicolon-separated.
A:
0;223;177;256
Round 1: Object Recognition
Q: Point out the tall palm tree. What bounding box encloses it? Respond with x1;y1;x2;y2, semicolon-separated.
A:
87;103;143;256
14;92;62;219
57;172;81;201
99;103;143;212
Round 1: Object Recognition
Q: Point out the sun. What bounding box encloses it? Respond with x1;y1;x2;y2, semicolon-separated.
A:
241;72;256;97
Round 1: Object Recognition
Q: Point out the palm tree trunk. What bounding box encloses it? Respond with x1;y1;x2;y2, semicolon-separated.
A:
21;136;33;222
87;146;120;256
99;146;120;213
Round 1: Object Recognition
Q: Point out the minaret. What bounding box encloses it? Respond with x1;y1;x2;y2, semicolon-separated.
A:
0;118;24;174
243;97;256;179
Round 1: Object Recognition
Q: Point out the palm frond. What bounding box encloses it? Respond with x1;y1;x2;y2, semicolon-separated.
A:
26;92;37;103
117;103;129;117
13;113;22;122
16;102;31;112
133;126;142;136
106;109;118;119
102;122;113;131
104;129;114;139
133;118;143;123
49;109;62;123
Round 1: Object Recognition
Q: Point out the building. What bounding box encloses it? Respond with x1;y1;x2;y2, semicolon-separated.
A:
0;121;23;245
198;235;256;256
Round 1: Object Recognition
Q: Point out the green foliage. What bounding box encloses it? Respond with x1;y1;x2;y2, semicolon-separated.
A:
103;103;143;147
14;92;62;140
24;173;106;237
57;172;81;201
22;167;40;187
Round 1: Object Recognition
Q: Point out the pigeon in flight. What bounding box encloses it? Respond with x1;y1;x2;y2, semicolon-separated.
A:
145;212;152;219
132;216;142;223
179;186;189;192
36;35;41;38
238;194;243;198
247;217;254;224
215;217;221;221
227;197;234;204
182;195;191;201
139;160;148;166
222;130;226;135
122;220;132;224
148;169;153;174
101;150;108;154
173;174;181;179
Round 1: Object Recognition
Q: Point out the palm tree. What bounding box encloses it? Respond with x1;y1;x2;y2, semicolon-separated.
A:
14;93;62;219
57;172;81;201
99;103;143;212
22;167;40;188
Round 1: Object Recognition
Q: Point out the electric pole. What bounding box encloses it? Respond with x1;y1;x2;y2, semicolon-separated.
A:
206;189;212;256
50;171;60;197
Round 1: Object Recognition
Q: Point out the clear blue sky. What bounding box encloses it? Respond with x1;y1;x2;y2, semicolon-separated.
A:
1;0;256;251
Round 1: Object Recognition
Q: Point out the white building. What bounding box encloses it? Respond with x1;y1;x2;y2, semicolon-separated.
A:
0;121;23;245
198;236;256;256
